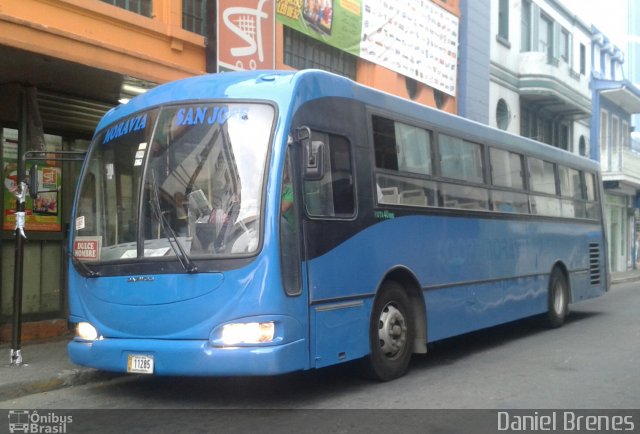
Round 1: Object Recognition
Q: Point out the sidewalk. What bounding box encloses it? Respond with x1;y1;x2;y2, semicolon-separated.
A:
611;268;640;285
0;270;638;403
0;337;118;403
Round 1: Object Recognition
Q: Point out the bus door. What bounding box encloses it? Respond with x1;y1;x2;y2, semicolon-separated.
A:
297;128;368;368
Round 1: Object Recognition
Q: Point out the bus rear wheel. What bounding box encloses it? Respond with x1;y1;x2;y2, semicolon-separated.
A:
365;281;414;381
545;268;569;328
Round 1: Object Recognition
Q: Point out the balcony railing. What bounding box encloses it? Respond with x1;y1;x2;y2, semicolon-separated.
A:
602;147;640;188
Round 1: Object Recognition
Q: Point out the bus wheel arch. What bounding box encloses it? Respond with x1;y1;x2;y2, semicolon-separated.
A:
365;269;427;381
545;263;570;328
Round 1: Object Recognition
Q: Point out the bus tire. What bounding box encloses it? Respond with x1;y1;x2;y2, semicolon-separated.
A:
545;268;569;328
365;281;414;381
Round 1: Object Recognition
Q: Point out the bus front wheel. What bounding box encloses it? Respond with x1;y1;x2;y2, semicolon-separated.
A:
365;281;414;381
545;268;569;328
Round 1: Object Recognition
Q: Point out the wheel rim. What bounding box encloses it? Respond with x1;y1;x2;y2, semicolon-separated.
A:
377;303;408;359
552;280;565;315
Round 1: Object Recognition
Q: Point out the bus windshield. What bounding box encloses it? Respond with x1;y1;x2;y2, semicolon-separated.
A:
72;102;274;265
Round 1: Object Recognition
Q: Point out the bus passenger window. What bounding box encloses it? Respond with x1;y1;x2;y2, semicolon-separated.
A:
303;132;355;218
440;183;489;210
559;166;585;218
584;172;600;219
490;148;524;189
439;134;484;184
373;115;432;176
376;173;436;207
528;158;557;195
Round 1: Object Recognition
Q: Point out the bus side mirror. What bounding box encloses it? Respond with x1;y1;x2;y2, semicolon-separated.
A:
296;126;324;181
27;164;39;200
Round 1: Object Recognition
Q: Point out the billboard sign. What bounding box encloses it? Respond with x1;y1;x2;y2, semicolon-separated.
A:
218;0;276;71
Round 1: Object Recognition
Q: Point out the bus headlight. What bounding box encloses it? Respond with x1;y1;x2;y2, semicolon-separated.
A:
220;322;275;345
76;322;99;341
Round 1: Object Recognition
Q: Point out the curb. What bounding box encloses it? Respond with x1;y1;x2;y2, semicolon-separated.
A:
612;277;640;285
0;368;119;402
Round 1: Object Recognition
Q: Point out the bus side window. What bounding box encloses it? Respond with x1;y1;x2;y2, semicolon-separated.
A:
303;132;355;218
280;148;301;296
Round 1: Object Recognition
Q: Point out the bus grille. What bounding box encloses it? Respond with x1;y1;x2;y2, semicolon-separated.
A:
589;243;601;285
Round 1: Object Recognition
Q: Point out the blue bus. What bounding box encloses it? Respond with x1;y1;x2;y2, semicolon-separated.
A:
68;70;609;381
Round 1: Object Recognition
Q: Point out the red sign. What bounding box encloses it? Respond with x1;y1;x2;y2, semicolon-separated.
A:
217;0;276;71
73;237;101;261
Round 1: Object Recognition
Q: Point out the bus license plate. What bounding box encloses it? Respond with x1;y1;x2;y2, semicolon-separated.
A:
127;354;154;374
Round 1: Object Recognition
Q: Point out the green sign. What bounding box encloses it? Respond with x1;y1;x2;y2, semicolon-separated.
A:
276;0;362;56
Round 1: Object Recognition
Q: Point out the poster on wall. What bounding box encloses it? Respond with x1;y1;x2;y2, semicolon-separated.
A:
360;0;458;96
276;0;362;56
276;0;458;96
218;0;276;71
2;129;62;232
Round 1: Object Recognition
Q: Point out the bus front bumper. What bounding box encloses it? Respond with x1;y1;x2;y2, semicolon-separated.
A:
68;337;307;376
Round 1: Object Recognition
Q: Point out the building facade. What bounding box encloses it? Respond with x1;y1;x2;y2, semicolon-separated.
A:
488;0;640;272
628;0;640;148
489;0;592;155
0;0;462;336
0;0;207;337
457;0;491;124
590;26;640;272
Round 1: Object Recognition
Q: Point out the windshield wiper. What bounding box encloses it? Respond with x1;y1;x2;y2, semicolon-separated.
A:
72;256;100;278
149;172;198;273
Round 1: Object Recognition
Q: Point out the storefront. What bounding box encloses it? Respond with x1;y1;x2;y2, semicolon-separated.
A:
604;193;635;272
0;0;206;339
0;79;111;331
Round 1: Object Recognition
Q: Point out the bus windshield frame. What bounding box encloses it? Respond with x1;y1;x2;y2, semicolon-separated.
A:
71;101;276;272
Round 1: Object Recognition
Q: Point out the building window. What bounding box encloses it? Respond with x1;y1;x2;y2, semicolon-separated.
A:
600;110;608;151
283;27;357;80
434;89;448;109
405;77;418;100
580;44;586;75
496;99;510;130
622;121;630;149
521;0;532;51
579;136;587;156
183;0;207;35
498;0;509;41
521;106;531;138
100;0;152;17
612;115;620;154
560;28;570;63
539;14;554;62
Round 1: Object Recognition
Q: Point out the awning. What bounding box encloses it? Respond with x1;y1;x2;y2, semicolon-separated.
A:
600;85;640;114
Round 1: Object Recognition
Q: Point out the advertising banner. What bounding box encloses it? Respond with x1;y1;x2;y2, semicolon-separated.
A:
2;129;62;232
276;0;458;96
360;0;458;96
218;0;276;71
276;0;362;56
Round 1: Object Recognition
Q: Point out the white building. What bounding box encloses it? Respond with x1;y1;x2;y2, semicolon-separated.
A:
590;26;640;272
489;0;640;272
490;0;593;155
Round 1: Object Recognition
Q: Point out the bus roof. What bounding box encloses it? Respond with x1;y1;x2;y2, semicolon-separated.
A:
97;69;599;173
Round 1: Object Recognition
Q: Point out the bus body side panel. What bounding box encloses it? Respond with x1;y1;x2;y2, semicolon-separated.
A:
304;214;606;361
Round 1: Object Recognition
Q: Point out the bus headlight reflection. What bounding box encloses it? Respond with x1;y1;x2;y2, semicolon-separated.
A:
221;322;275;345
